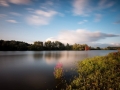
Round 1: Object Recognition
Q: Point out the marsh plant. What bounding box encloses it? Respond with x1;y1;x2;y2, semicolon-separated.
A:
54;63;63;79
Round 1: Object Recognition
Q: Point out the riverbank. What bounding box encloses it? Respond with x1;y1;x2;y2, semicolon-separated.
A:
66;51;120;90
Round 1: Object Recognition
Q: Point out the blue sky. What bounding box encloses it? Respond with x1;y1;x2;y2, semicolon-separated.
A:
0;0;120;47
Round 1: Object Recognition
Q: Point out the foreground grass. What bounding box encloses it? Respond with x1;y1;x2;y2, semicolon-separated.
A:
67;51;120;90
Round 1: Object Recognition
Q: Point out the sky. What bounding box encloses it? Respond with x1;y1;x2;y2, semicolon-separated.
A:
0;0;120;47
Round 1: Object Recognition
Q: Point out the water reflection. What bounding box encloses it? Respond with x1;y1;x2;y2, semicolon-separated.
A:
44;51;62;60
43;51;91;67
33;53;43;60
44;51;62;65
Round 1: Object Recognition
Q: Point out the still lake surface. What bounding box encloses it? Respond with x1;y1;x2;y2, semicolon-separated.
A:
0;50;117;90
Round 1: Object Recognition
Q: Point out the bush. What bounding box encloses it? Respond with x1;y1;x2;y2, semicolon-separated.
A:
68;51;120;90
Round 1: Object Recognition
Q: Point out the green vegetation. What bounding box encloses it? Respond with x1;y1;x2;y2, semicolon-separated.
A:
0;40;88;51
54;63;63;79
67;51;120;90
0;40;120;51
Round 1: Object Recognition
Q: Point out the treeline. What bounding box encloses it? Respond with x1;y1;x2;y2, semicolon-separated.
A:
0;40;87;51
0;40;119;51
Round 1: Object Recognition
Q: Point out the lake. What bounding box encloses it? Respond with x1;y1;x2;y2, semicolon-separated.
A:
0;50;117;90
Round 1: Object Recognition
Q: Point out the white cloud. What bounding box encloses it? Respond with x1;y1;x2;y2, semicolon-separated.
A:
9;0;30;4
78;20;88;24
27;15;50;25
94;14;102;22
0;0;31;7
35;10;57;17
26;1;61;26
26;1;64;26
46;29;120;44
73;0;90;16
6;19;18;23
110;43;120;47
26;10;57;26
72;0;115;16
0;0;9;7
89;42;120;48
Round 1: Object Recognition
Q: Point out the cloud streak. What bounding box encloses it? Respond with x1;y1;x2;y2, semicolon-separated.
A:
9;0;30;5
90;42;120;47
35;10;57;17
78;20;88;24
73;0;90;16
26;10;57;26
0;0;31;7
46;29;120;44
72;0;115;16
26;1;63;26
0;0;9;7
6;19;18;23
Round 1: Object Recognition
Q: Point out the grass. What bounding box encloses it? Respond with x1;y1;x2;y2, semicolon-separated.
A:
66;51;120;90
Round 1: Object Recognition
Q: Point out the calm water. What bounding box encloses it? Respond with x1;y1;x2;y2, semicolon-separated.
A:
0;50;117;90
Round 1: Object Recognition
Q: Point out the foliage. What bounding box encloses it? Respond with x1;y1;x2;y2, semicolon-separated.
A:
106;46;120;50
0;40;87;51
44;41;66;50
72;43;88;50
0;40;29;51
68;51;120;90
54;63;63;79
0;40;120;51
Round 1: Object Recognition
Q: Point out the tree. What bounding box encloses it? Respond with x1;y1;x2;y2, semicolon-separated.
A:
30;41;43;50
44;41;52;50
96;47;101;50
